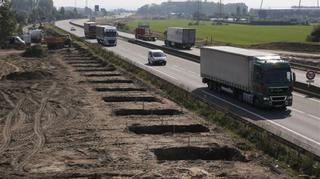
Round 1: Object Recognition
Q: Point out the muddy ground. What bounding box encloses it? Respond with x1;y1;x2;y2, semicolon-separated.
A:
0;48;292;178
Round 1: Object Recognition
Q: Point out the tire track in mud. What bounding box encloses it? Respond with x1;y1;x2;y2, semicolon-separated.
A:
0;94;26;154
17;82;57;171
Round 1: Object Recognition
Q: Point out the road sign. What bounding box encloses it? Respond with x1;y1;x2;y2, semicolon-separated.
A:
95;5;99;12
306;71;316;80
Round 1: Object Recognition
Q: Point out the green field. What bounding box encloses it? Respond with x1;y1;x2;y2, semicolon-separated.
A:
128;19;312;46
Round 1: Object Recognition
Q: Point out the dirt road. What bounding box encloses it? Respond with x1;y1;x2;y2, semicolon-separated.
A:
0;48;291;178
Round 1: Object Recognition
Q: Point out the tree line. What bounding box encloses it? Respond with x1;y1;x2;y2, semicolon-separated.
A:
137;1;248;19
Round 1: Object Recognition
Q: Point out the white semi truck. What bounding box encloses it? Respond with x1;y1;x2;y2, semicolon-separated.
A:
201;46;295;108
164;27;196;49
96;25;117;46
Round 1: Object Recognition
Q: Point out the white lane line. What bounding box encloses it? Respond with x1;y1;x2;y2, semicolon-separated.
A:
293;92;320;103
308;114;320;121
293;92;305;98
188;70;198;76
288;107;305;114
201;90;320;147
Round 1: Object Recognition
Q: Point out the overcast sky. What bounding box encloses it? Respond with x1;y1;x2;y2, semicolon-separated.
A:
53;0;320;10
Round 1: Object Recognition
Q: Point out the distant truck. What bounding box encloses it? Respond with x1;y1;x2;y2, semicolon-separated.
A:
201;46;295;108
30;29;43;43
96;25;117;46
164;27;196;49
45;34;71;50
135;24;156;41
84;22;97;39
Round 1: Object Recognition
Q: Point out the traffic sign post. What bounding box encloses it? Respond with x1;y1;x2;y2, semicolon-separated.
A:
306;71;316;87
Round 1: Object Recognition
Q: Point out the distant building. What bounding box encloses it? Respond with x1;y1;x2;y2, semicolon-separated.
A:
250;7;320;22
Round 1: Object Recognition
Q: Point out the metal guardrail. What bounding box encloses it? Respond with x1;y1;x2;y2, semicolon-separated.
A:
69;21;320;99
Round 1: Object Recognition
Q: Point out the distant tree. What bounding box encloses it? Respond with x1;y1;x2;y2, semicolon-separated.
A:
0;0;17;47
60;6;65;16
306;25;320;42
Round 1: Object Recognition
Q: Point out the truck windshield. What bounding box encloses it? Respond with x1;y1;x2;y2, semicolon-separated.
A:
152;52;165;57
263;69;291;84
105;31;117;37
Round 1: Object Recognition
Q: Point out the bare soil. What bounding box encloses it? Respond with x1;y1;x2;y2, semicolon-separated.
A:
0;48;291;178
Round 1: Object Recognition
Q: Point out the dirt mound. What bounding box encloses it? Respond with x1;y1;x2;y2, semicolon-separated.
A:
4;70;53;81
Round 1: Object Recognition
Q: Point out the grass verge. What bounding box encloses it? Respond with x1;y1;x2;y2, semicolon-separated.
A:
48;24;320;177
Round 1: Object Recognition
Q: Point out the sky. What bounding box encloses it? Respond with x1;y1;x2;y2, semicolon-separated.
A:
53;0;320;10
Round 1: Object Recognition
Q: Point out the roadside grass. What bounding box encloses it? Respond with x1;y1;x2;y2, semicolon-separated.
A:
128;19;312;46
48;24;320;178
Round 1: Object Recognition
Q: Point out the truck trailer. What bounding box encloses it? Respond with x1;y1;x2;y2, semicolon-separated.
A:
164;27;196;49
84;22;97;39
201;46;295;108
96;25;117;46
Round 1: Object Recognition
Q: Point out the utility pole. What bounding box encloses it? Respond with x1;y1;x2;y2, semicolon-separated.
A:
299;0;302;8
197;0;201;24
317;0;319;8
260;0;264;10
219;0;222;20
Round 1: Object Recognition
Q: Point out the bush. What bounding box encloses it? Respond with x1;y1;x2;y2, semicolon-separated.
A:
306;25;320;42
22;45;44;57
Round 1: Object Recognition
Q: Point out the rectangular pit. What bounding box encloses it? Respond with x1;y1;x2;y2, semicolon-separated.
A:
95;88;146;92
84;74;122;77
128;124;210;134
114;109;183;116
75;68;116;72
103;96;160;103
153;146;246;161
87;80;133;84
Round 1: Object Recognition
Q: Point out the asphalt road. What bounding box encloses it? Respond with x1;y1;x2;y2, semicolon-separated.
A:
70;19;320;87
56;20;320;157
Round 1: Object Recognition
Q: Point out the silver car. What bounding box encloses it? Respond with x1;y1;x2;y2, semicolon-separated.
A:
148;50;167;66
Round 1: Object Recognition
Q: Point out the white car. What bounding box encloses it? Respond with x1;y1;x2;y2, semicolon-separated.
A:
148;50;167;66
70;27;76;31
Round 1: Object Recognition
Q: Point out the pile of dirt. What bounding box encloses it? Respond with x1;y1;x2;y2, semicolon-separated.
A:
4;70;53;81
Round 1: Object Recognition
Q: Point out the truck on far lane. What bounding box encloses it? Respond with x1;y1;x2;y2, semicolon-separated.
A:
96;25;117;46
164;27;196;49
84;22;97;39
201;46;295;108
135;24;156;41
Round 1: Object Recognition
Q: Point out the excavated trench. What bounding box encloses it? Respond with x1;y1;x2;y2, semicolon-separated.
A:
75;68;116;72
66;61;101;65
87;80;133;84
71;64;104;68
95;88;146;92
128;124;210;134
114;109;183;116
84;74;122;77
103;96;160;103
153;146;246;161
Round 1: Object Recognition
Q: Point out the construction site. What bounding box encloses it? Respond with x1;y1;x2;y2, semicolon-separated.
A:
0;41;294;178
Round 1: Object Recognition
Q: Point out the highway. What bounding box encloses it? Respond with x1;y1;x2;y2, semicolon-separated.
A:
56;20;320;157
71;19;320;87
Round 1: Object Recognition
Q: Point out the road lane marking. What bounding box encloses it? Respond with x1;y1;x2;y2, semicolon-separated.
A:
201;90;320;147
293;92;320;103
288;107;305;114
308;114;320;121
